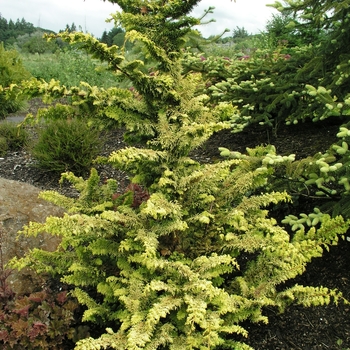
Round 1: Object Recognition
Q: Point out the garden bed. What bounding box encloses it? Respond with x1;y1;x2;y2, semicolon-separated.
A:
1;100;349;349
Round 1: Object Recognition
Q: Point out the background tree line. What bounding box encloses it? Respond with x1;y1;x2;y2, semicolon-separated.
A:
0;15;88;53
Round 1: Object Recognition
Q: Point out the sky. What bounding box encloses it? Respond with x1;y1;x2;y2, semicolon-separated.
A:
0;0;278;39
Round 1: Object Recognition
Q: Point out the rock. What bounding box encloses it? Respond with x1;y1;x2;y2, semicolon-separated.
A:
0;177;64;295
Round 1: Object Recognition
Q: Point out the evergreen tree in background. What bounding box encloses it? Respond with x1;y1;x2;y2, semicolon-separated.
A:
0;14;36;46
100;26;125;46
232;26;249;41
61;22;78;33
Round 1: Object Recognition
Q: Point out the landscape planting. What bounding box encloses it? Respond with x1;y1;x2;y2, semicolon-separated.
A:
1;0;350;349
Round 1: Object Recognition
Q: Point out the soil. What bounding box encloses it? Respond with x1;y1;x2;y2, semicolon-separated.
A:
1;99;349;349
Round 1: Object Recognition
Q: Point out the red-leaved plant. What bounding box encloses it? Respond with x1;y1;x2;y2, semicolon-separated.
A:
0;223;86;349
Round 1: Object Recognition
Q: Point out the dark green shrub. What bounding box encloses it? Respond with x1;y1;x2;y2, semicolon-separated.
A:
183;0;350;130
0;136;8;156
30;118;104;175
0;44;31;119
0;122;29;156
